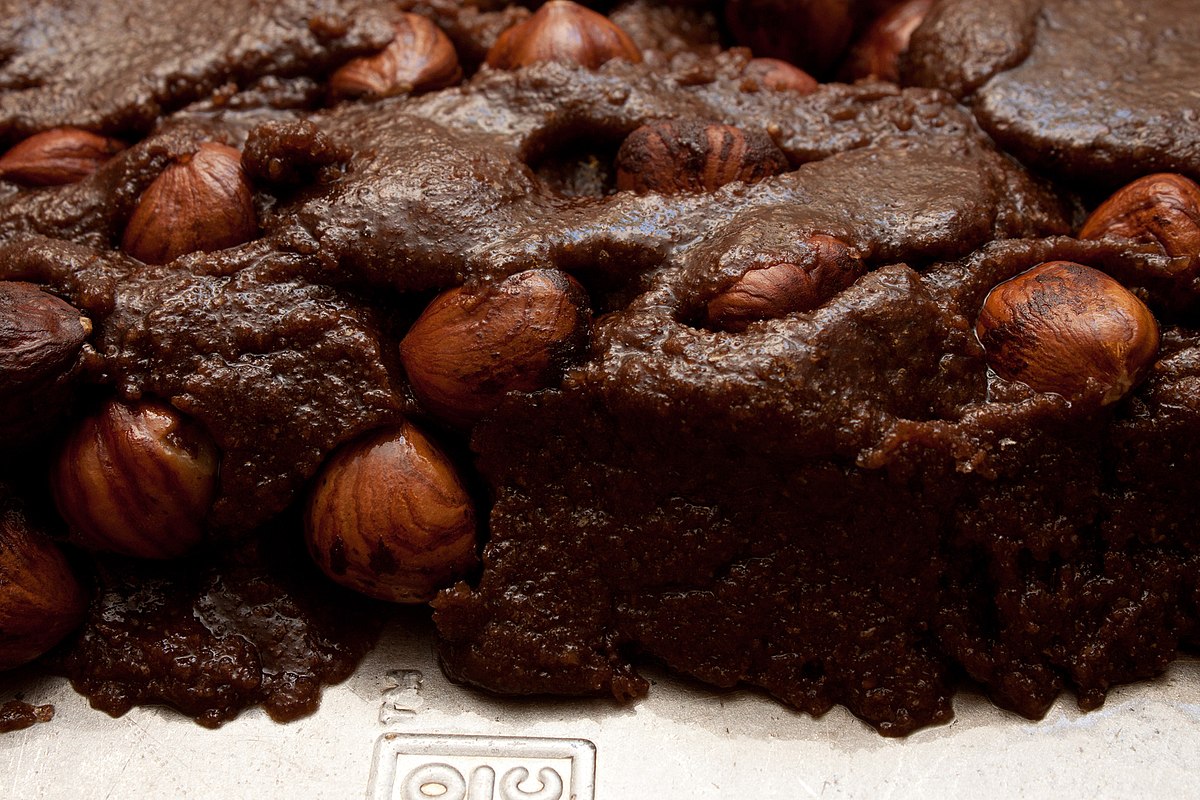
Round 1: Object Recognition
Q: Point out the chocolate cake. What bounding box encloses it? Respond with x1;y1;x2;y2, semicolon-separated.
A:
0;0;1197;736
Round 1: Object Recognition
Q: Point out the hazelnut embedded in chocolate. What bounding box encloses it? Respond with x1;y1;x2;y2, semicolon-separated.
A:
305;422;478;603
51;399;220;559
839;0;934;83
0;128;123;186
121;142;258;265
399;269;591;428
975;261;1160;405
486;0;642;70
616;119;789;195
329;13;462;100
1079;173;1200;263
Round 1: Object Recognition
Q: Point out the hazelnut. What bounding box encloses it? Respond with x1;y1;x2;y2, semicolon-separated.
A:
51;399;220;559
0;281;91;445
724;0;854;76
0;488;88;671
329;14;462;101
975;261;1160;406
839;0;933;83
741;58;819;94
305;422;477;603
486;0;642;71
400;269;590;428
1079;173;1200;263
705;235;864;331
616;119;789;195
121;142;257;265
0;128;123;187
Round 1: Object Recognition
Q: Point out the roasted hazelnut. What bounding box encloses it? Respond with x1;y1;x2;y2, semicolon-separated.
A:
976;261;1160;405
400;269;591;428
329;14;462;100
486;0;642;70
51;399;220;559
839;0;933;83
741;58;819;94
121;142;257;265
0;281;91;445
616;119;789;195
0;489;88;671
706;235;864;331
0;128;123;186
724;0;854;76
305;422;477;603
1079;173;1200;263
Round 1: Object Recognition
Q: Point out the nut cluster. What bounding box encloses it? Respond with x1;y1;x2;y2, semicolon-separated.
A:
487;0;642;70
705;235;864;331
975;261;1160;406
329;14;462;100
122;142;258;265
0;281;91;445
305;422;478;603
0;128;123;186
399;269;591;428
616;119;789;195
52;399;220;559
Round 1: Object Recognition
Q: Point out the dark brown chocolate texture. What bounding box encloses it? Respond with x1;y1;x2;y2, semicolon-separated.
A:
0;0;1195;738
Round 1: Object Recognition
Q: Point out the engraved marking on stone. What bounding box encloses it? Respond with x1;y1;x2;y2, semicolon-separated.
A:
367;734;595;800
380;669;425;723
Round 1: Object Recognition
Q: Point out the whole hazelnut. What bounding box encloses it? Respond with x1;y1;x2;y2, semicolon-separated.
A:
0;128;123;186
400;269;591;428
839;0;933;83
724;0;854;76
741;58;819;94
486;0;642;70
329;14;462;101
706;235;864;331
51;399;220;559
0;488;88;671
1079;173;1200;263
975;261;1160;406
0;282;91;445
616;119;789;195
305;422;477;603
121;142;257;265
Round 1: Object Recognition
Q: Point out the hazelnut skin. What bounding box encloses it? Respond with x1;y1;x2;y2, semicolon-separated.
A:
741;58;819;94
0;489;88;671
616;119;789;195
1079;173;1200;263
975;261;1160;406
305;422;478;603
329;14;461;100
839;0;933;83
0;128;123;186
706;235;864;331
121;142;257;265
51;399;220;559
486;0;642;70
0;281;91;445
399;269;591;428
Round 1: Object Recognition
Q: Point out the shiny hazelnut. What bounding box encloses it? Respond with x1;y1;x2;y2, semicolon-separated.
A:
121;142;257;265
486;0;642;70
51;399;220;559
0;489;88;671
329;14;462;100
975;261;1160;405
741;58;819;94
399;269;591;428
1079;173;1200;263
616;119;789;195
305;422;477;603
706;235;864;331
0;128;123;187
724;0;854;76
0;282;91;445
839;0;933;83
